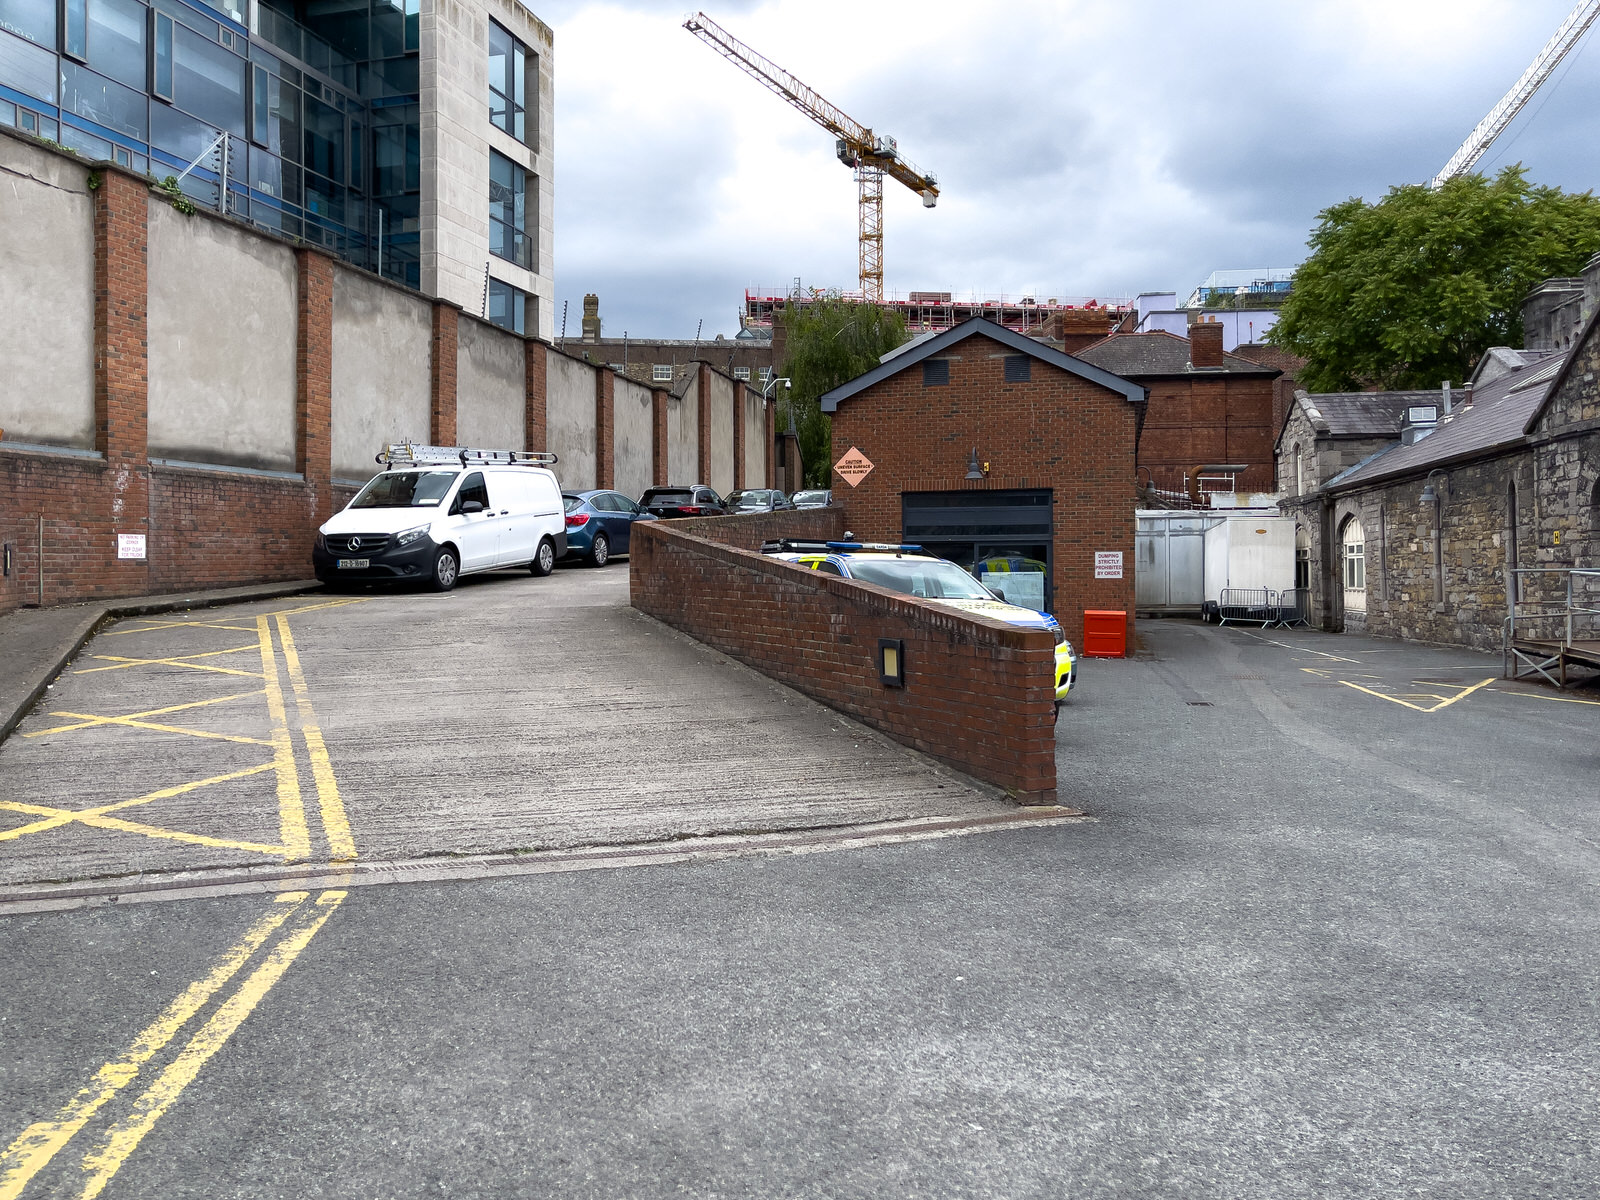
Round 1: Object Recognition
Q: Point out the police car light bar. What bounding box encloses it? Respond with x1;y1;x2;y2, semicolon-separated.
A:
377;442;560;468
825;541;925;554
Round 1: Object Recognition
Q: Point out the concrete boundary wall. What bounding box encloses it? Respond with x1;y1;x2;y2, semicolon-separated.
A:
630;511;1058;804
0;132;771;614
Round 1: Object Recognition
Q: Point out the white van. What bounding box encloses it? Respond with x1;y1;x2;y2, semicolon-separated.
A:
313;445;565;591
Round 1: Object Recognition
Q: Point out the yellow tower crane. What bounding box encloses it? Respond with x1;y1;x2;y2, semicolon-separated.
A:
684;11;939;303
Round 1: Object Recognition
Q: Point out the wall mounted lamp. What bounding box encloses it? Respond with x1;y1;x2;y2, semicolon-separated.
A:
878;638;906;687
965;448;987;480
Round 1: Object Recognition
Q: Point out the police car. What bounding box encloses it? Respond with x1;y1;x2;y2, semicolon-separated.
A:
762;540;1077;713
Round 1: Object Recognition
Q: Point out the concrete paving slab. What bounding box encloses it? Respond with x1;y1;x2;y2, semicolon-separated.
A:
0;567;1007;890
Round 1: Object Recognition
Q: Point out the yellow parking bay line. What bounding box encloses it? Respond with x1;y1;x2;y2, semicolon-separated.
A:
0;893;310;1200
274;614;357;861
74;891;347;1200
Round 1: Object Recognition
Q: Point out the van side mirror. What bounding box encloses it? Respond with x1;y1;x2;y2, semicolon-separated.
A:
461;499;484;514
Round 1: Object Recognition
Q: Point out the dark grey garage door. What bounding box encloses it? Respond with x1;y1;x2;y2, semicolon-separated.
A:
902;490;1054;613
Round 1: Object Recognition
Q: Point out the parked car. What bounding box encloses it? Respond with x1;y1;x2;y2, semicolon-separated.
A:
315;446;564;591
725;489;795;514
562;490;657;566
791;489;833;509
640;485;727;518
763;539;1077;715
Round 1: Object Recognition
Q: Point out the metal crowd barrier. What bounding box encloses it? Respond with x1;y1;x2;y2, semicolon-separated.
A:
1216;588;1310;628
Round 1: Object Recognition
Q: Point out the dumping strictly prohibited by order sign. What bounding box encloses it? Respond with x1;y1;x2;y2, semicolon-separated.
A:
1094;551;1123;579
833;447;874;487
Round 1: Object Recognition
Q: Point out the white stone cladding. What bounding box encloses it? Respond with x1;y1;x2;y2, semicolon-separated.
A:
420;0;554;339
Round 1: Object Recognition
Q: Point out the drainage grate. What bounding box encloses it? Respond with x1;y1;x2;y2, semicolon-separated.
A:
1186;701;1214;706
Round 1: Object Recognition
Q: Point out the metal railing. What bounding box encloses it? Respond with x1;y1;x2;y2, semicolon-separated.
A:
1504;567;1600;685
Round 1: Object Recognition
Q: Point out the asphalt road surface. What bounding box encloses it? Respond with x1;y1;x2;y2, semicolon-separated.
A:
2;609;1597;1198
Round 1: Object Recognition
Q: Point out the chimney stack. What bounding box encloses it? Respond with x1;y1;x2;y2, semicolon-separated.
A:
1189;318;1224;369
581;293;601;343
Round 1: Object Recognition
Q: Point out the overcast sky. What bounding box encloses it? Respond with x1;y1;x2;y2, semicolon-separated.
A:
534;0;1600;339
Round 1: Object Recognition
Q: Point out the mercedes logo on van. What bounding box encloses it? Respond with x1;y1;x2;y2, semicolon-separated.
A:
348;537;361;550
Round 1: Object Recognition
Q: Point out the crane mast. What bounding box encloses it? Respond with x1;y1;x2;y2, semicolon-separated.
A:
1431;0;1600;188
684;11;939;302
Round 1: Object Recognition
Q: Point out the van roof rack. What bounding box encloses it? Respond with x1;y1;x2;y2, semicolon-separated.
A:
377;442;559;468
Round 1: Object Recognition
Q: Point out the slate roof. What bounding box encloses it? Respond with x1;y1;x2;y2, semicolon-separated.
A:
1073;331;1279;378
819;317;1145;413
1294;390;1439;439
1326;349;1573;491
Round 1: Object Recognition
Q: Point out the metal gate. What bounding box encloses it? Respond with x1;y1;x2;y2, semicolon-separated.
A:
1136;511;1220;614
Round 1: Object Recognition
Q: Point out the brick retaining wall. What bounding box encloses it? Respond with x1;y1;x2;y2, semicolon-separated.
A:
629;513;1058;805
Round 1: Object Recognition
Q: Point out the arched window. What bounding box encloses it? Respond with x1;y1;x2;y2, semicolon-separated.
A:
1341;516;1366;618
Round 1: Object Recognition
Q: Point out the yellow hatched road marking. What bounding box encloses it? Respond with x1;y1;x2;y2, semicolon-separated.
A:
32;713;273;747
0;893;310;1200
74;891;347;1200
101;620;259;637
275;614;356;861
257;615;311;861
0;763;279;845
1338;676;1496;713
24;691;265;739
74;645;265;678
265;597;368;619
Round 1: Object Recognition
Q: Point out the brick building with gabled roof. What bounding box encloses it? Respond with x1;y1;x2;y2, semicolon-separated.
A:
819;317;1145;648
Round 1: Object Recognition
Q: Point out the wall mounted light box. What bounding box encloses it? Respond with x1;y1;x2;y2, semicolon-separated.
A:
878;638;905;687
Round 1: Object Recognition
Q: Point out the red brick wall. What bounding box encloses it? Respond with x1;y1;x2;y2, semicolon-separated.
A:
1232;342;1306;439
525;341;547;454
732;381;746;490
662;506;845;550
430;304;458;445
1136;375;1277;494
296;250;335;529
828;333;1137;649
595;369;614;489
652;388;668;485
630;519;1058;804
697;363;712;484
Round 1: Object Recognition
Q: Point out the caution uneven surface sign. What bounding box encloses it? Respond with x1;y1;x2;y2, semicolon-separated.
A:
833;447;874;487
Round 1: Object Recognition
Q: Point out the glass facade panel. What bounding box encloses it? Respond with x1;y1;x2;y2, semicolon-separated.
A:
190;0;244;27
172;23;244;134
487;278;526;335
86;0;146;88
0;24;56;100
301;90;342;182
152;11;173;98
487;20;527;143
250;61;298;153
62;61;147;136
488;149;529;270
150;100;218;163
0;0;54;46
64;0;87;59
59;120;112;158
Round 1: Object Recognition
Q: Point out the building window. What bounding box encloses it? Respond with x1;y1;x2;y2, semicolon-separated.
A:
488;149;531;270
923;359;949;387
758;366;771;383
733;366;750;381
1341;517;1366;597
487;20;531;145
487;278;527;335
652;364;672;382
1003;355;1031;383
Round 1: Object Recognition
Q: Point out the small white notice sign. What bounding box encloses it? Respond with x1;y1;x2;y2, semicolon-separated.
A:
1094;551;1123;579
117;534;147;560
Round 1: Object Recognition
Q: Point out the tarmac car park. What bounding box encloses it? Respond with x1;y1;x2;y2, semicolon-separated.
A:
763;540;1077;713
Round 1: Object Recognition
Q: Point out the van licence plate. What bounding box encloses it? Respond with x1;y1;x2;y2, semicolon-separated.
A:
337;558;369;569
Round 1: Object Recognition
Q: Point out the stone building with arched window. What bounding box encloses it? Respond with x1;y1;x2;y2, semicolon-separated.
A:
1274;303;1600;650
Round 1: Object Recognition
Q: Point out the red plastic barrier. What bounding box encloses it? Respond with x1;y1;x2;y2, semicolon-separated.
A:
1082;610;1127;659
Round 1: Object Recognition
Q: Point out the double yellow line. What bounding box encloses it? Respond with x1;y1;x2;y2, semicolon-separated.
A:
0;890;345;1200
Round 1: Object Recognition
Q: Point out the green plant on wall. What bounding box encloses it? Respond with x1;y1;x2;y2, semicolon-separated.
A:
153;174;197;216
778;294;909;488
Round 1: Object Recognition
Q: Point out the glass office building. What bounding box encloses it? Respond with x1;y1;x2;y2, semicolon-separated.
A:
0;0;551;331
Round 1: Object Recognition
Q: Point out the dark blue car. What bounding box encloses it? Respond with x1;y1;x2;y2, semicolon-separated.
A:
562;490;657;567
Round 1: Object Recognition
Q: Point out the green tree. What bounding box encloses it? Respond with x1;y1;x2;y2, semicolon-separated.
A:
777;295;909;487
1270;166;1600;392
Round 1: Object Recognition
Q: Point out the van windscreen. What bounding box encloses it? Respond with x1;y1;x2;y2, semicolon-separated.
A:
352;470;459;508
